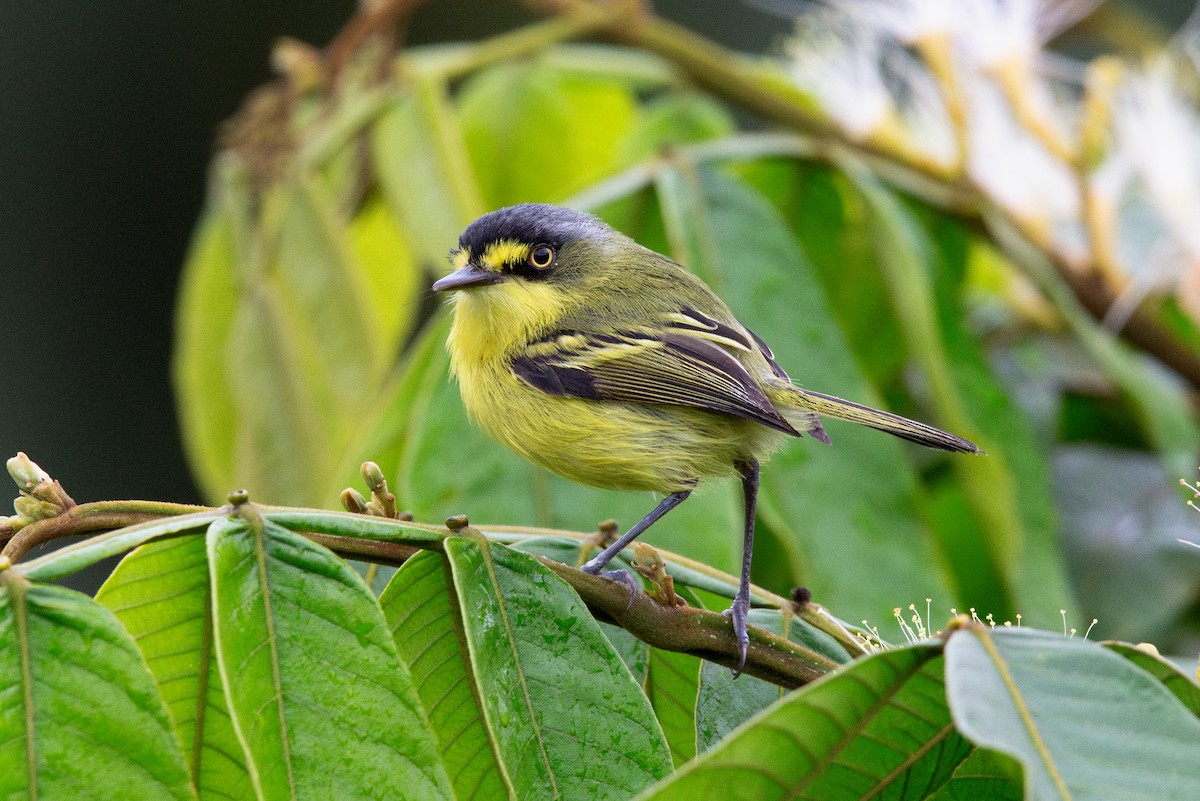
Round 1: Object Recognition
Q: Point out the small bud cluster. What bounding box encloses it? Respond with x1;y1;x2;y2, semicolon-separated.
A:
340;461;409;520
2;453;75;533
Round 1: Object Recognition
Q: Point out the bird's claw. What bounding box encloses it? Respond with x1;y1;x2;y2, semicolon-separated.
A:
723;595;750;676
583;564;640;610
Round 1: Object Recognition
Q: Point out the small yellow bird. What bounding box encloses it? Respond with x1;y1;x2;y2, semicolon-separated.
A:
434;203;980;672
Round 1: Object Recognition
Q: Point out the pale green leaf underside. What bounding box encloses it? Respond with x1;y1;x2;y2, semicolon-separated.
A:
946;628;1200;801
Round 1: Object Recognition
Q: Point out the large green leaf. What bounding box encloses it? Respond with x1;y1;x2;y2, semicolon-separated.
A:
641;642;969;800
225;181;386;506
600;622;652;685
443;531;673;800
380;549;508;801
945;627;1200;801
457;60;638;208
0;573;194;801
173;160;247;499
206;515;453;801
747;163;906;384
96;536;253;800
347;194;422;364
372;77;484;270
653;165;954;619
177;155;408;507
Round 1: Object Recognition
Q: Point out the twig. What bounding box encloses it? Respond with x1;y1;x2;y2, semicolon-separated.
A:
2;501;206;562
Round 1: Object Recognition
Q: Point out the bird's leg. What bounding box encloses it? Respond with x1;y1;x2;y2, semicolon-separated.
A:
723;458;758;675
582;489;692;602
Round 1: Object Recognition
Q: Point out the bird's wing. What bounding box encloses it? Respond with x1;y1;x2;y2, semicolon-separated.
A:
511;307;801;435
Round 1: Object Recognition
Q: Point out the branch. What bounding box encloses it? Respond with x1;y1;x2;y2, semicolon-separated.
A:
538;557;840;688
2;501;841;688
2;500;206;562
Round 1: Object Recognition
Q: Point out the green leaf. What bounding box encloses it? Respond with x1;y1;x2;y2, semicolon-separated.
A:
695;608;852;753
458;60;637;208
180;149;412;508
96;536;253;800
372;78;484;270
347;195;421;357
646;648;700;766
600;622;651;685
334;311;452;503
225;181;384;506
207;515;453;801
928;216;1074;630
444;532;673;800
380;549;508;801
1104;641;1200;717
173;161;248;499
654;165;954;618
641;642;969;800
0;574;194;800
945;627;1200;801
748;163;906;383
263;508;447;547
928;748;1023;801
695;659;778;757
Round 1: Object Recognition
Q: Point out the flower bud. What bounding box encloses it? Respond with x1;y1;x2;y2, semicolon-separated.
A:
7;453;50;494
14;494;59;522
341;488;369;514
361;462;387;494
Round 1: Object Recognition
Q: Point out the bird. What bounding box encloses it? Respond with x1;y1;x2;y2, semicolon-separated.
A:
432;203;981;673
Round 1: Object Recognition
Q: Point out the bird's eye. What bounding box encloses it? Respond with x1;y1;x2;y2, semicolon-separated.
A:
528;245;555;270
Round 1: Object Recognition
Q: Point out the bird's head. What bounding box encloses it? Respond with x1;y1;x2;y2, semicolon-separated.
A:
434;203;611;295
434;204;622;361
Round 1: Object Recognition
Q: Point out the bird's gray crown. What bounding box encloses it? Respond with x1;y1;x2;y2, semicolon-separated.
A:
458;204;609;252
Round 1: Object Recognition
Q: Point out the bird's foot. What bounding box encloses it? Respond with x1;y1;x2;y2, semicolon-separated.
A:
722;594;750;676
581;562;640;610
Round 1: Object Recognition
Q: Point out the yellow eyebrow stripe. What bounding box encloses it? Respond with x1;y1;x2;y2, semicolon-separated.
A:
482;240;531;269
451;248;472;270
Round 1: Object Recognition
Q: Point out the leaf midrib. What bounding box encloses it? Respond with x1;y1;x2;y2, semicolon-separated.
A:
476;538;560;800
976;631;1072;800
253;527;297;798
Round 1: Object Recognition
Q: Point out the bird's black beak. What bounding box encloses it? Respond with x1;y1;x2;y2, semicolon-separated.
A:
432;263;503;292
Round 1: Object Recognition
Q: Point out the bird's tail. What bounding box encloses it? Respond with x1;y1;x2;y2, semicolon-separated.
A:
777;386;982;454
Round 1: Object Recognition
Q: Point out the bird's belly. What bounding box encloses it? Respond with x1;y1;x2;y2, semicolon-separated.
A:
457;364;773;493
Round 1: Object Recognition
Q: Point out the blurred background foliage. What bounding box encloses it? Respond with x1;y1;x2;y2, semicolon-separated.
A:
6;0;1200;656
